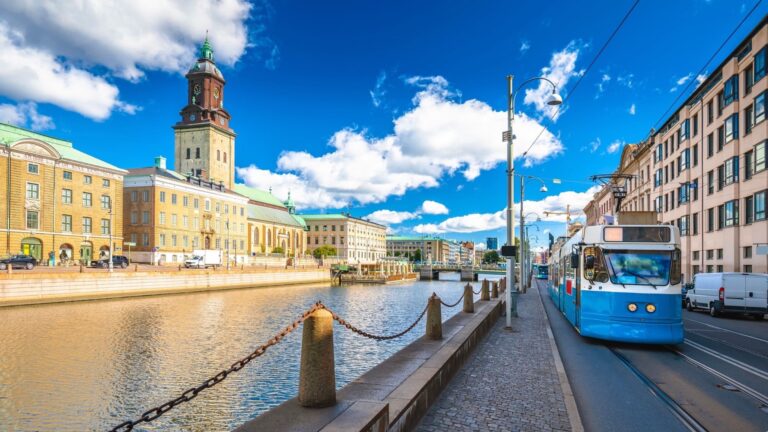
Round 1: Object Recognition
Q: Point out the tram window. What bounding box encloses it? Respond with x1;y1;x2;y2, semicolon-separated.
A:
671;248;682;285
584;247;610;283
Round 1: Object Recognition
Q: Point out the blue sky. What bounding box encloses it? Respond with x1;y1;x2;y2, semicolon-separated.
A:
0;0;765;248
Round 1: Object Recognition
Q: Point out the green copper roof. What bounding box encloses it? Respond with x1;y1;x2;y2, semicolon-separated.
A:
0;123;125;173
299;214;349;220
387;235;444;242
291;214;307;228
233;184;286;207
247;203;303;227
200;34;214;62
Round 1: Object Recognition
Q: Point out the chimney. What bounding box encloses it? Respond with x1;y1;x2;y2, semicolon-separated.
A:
154;156;167;169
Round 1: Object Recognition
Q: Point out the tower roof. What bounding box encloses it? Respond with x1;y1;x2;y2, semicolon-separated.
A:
199;33;214;62
188;33;223;79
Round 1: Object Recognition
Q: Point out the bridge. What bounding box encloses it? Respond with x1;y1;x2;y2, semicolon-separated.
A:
413;263;506;281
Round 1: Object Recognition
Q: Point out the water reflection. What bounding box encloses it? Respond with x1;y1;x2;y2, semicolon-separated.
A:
0;274;491;431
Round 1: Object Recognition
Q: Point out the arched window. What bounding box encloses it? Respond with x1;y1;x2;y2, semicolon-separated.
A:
195;147;200;158
217;150;221;161
267;229;272;247
186;148;191;159
223;152;227;163
253;227;260;245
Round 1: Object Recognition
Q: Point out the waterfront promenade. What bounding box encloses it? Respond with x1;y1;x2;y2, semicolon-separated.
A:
417;283;582;432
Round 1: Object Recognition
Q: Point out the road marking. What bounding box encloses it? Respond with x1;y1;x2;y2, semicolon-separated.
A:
684;318;768;344
685;339;768;381
672;348;768;406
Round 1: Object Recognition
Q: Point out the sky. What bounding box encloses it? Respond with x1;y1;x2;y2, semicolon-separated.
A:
0;0;766;249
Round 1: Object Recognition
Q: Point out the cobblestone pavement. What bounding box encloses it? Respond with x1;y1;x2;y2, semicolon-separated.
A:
417;284;572;432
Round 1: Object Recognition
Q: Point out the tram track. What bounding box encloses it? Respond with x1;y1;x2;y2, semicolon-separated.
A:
608;346;708;432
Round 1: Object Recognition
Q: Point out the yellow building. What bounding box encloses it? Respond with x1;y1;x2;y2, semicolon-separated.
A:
123;156;248;265
302;214;387;264
233;186;308;257
0;123;125;265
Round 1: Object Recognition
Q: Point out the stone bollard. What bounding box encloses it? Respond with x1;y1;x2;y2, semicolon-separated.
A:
79;264;83;273
6;264;11;275
492;281;499;298
426;293;442;340
481;281;490;301
298;308;336;408
135;264;139;272
178;265;182;271
463;283;474;313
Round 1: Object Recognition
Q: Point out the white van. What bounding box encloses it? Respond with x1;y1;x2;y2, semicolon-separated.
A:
685;272;768;319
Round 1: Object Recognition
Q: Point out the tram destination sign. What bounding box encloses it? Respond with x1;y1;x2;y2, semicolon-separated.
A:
603;226;671;243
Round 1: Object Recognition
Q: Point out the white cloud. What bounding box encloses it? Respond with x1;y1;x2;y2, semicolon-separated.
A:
606;140;624;154
520;40;531;54
366;209;419;225
0;102;54;131
421;200;449;215
582;137;600;153
412;186;601;234
695;73;707;86
238;76;564;209
628;103;636;115
595;73;611;97
670;73;692;92
524;41;583;120
370;71;387;108
616;74;634;89
0;0;257;120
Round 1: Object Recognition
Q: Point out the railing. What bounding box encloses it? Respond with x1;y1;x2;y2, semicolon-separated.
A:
108;278;506;431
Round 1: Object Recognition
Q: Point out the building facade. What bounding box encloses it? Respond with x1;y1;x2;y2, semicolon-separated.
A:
486;237;498;250
0;123;125;265
386;236;450;263
123;157;248;265
302;214;386;264
234;186;307;257
585;17;768;278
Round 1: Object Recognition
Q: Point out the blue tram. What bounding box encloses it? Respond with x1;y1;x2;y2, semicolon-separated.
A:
534;264;549;280
547;224;684;344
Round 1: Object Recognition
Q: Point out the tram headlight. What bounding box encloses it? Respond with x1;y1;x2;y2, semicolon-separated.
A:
646;304;656;313
627;303;638;312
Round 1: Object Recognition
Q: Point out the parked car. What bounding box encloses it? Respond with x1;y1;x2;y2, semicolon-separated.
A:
685;272;768;319
681;283;694;307
92;255;130;269
0;254;38;270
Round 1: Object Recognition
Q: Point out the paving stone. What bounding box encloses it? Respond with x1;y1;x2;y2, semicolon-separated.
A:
415;285;572;432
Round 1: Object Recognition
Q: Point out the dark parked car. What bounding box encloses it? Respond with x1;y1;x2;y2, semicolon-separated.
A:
0;254;38;270
681;283;694;307
92;255;130;269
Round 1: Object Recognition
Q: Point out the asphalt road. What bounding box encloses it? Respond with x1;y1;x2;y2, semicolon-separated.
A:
536;279;768;432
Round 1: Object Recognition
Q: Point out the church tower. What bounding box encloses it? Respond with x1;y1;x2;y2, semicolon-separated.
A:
173;35;235;189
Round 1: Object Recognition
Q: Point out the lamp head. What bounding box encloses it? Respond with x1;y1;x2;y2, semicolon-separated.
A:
546;91;563;106
539;185;548;193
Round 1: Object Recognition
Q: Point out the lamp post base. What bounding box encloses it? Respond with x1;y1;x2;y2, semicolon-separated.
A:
508;289;519;319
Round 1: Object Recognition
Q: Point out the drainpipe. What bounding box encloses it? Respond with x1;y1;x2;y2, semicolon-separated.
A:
700;107;705;275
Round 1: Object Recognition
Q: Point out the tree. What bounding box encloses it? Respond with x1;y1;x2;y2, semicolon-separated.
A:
313;245;337;259
412;249;422;263
482;250;500;264
272;246;284;254
394;251;402;257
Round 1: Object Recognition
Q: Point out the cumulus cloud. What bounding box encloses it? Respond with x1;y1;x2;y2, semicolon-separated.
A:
0;0;257;120
412;186;601;234
670;73;692;92
520;40;531;54
238;75;564;209
0;102;54;131
524;41;583;120
421;200;449;215
628;103;636;115
366;210;419;225
607;140;624;154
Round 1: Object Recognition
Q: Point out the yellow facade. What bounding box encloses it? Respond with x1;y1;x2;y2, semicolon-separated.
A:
174;124;235;190
247;220;306;256
0;131;125;265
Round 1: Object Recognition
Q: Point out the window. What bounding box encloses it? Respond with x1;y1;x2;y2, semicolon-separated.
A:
224;152;227;163
159;212;166;225
655;196;662;212
159;191;166;203
186;148;191;159
655;145;663;163
160;234;166;247
745;246;753;258
755;190;767;221
678;216;689;236
693;251;700;261
707;133;713;158
717;126;724;151
719;200;738;228
101;195;111;210
27;163;38;174
142;233;149;246
183;215;189;227
131;191;138;202
692;212;699;235
680;149;690;171
172;235;177;247
26;210;39;229
217;149;221;161
693;144;698;166
664;165;669;184
707;170;714;195
194;198;199;209
142;211;150;224
61;189;72;204
717;249;724;259
707;100;714;124
82;192;92;208
678;184;689;204
61;214;72;232
693;265;700;275
706;250;714;260
215;202;220;213
171;214;177;226
142;190;149;202
679;120;690;142
195;147;200;158
654;169;662;187
721;157;739;187
102;179;110;188
63;171;72;180
172;194;177;205
26;182;39;199
723;74;739;107
745;66;754;95
756;141;766;173
706;265;714;273
744;265;753;273
84;175;92;184
83;217;92;233
205;199;211;211
693;114;699;136
183;196;189;207
745;105;754;134
692;179;699;201
130;211;138;225
101;219;110;235
755;46;767;82
756;91;766;124
707;208;714;232
717;265;724;272
724;114;739;143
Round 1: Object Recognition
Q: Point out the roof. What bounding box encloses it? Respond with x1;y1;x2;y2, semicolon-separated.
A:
248;203;304;228
299;214;349;220
126;166;187;181
291;214;307;229
387;236;445;242
232;184;286;207
0;123;125;172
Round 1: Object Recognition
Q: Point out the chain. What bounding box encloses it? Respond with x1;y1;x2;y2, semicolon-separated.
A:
108;303;325;432
440;292;465;308
473;289;481;295
327;303;429;341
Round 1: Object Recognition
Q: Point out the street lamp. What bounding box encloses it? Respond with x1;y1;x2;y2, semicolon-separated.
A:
107;201;114;273
505;76;561;325
518;176;557;294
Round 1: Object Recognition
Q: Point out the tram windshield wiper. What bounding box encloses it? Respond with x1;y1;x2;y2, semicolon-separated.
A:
619;269;659;289
605;259;626;289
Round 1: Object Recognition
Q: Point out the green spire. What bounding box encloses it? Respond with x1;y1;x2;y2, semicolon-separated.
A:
199;31;214;62
284;191;296;214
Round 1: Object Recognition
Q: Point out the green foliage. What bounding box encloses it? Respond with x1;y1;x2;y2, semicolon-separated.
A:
272;246;285;254
313;245;338;259
482;250;500;264
412;249;422;262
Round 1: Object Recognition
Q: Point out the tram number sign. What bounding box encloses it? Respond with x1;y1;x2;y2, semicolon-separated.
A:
500;245;517;258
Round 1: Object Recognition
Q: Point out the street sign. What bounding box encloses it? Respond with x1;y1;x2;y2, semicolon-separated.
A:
124;242;136;247
500;245;517;258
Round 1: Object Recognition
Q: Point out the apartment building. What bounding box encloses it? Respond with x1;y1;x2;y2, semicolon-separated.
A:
386;236;451;263
302;214;386;264
585;17;768;279
0;123;125;265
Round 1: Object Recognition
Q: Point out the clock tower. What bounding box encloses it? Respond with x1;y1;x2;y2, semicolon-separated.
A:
173;35;236;189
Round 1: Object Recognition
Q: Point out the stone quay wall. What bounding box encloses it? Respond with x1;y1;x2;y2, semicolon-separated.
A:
0;268;331;307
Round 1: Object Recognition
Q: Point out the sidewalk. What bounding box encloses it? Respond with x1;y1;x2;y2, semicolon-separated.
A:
416;283;579;432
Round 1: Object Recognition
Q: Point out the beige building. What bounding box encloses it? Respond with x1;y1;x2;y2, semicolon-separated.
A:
386;236;451;263
303;214;386;264
0;123;125;265
123;157;248;265
585;17;768;279
233;186;307;257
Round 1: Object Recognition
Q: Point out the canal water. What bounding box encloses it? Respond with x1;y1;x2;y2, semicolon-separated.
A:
0;273;497;431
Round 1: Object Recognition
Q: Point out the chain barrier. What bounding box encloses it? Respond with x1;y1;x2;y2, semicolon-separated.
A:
440;292;465;308
108;302;325;432
326;303;429;341
472;288;481;295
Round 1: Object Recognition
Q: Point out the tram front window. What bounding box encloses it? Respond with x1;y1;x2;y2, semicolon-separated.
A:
602;250;672;286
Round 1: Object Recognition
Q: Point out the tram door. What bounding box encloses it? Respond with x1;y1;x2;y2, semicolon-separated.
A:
574;251;581;328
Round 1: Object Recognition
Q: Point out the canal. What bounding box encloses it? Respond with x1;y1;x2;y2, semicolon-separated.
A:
0;274;495;431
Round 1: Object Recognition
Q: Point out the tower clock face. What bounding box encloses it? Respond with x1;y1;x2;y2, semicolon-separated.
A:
213;87;220;99
193;84;201;95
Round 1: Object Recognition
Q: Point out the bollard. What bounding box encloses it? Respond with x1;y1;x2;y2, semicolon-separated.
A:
79;264;83;273
426;293;443;340
178;265;182;271
463;283;474;313
481;281;490;301
492;281;499;298
135;264;139;272
298;308;336;408
6;264;11;275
